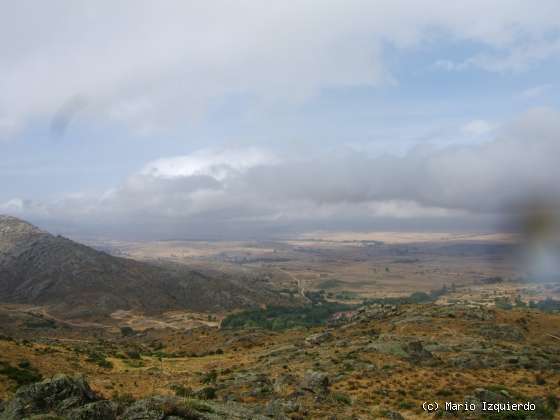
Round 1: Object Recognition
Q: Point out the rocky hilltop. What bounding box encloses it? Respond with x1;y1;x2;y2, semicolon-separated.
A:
0;215;292;319
0;215;46;253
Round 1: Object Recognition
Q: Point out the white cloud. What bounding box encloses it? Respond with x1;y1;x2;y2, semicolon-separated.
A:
142;148;276;180
7;108;560;238
1;1;560;135
467;40;560;73
435;38;560;74
521;84;553;98
461;119;495;136
0;198;24;211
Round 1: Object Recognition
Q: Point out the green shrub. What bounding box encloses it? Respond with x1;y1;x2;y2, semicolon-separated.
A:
221;303;353;331
85;352;113;369
111;392;135;405
120;326;135;337
123;359;145;368
0;361;42;387
201;370;218;384
196;387;217;400
18;360;31;369
436;388;453;397
331;392;352;405
126;350;141;359
183;398;214;413
399;401;414;409
171;384;194;397
495;297;513;310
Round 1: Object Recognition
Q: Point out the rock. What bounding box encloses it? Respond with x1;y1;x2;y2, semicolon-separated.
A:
433;305;495;321
301;371;330;394
0;374;98;420
450;354;499;369
363;340;407;358
473;388;509;403
356;304;400;322
120;395;171;420
392;315;431;325
403;341;439;366
264;399;293;419
304;331;332;346
0;373;272;420
477;324;525;342
273;373;298;394
67;400;119;420
383;410;405;419
121;396;272;420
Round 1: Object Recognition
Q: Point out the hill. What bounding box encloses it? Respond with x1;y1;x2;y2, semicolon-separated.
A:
0;215;293;319
0;302;558;419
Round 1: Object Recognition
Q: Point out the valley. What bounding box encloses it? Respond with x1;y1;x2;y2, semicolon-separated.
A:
1;218;559;418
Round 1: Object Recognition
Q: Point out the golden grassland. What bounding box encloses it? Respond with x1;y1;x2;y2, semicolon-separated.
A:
0;303;559;418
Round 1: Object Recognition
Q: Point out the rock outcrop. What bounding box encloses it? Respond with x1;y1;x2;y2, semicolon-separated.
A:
0;374;270;420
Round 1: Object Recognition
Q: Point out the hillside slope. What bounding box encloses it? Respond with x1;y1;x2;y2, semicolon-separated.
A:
0;215;292;318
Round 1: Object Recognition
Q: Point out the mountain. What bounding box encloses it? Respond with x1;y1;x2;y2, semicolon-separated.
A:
0;215;293;319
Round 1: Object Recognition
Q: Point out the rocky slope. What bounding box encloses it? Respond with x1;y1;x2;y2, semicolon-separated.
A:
0;374;267;419
0;215;292;319
0;303;558;419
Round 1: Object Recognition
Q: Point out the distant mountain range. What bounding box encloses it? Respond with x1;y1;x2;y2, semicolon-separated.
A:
0;215;292;319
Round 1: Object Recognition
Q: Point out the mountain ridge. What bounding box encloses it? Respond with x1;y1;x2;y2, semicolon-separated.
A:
0;215;293;319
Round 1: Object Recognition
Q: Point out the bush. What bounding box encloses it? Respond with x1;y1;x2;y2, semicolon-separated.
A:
123;359;145;368
221;303;353;331
126;350;141;359
331;392;352;405
408;291;432;303
111;392;135;405
399;401;415;409
85;352;113;369
201;370;218;384
120;326;135;337
196;387;217;400
546;394;558;411
23;317;57;329
0;361;42;386
529;298;560;312
494;297;513;310
436;388;453;397
184;399;214;413
171;384;194;397
363;288;444;306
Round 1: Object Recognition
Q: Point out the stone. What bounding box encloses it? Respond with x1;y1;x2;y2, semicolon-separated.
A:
301;371;330;394
0;374;98;420
304;331;332;346
67;400;119;420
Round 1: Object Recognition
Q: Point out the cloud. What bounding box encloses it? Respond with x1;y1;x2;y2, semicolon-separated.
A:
1;1;560;136
461;119;495;137
142;148;277;180
434;39;560;74
50;94;88;138
5;108;560;238
520;84;553;98
466;40;560;73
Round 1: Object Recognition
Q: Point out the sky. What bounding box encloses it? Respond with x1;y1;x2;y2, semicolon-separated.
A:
1;1;560;239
